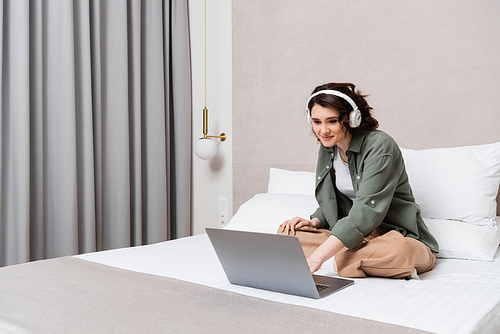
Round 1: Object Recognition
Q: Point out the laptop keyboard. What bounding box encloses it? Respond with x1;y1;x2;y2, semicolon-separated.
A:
316;284;330;292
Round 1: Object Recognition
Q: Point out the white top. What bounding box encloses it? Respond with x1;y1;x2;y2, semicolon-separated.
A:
333;146;356;201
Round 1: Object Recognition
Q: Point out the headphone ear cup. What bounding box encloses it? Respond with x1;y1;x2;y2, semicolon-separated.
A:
307;111;312;125
349;109;362;128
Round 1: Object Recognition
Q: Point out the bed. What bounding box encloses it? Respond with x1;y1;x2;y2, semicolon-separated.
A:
1;141;500;333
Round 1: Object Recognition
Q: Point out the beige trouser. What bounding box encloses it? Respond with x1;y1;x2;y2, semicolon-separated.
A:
279;227;436;279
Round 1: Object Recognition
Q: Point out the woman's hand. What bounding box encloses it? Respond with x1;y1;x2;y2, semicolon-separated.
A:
279;217;310;235
279;217;320;236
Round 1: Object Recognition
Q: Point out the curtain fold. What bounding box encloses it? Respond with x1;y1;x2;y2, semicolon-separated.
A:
0;0;191;267
169;0;192;239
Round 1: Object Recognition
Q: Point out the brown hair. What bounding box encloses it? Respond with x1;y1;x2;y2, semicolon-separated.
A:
307;83;378;135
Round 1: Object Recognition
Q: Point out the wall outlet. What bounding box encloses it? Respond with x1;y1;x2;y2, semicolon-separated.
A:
218;197;228;228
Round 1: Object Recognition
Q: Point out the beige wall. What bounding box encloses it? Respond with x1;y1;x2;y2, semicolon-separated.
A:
232;0;500;213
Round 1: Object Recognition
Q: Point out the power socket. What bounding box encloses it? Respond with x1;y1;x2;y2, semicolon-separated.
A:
218;197;228;228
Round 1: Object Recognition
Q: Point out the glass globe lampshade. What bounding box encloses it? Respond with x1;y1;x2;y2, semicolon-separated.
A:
194;138;217;160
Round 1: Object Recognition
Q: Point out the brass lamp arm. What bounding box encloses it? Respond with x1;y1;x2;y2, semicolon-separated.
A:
205;133;227;141
202;107;227;141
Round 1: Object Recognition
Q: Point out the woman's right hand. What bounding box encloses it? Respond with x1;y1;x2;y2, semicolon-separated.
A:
279;217;315;236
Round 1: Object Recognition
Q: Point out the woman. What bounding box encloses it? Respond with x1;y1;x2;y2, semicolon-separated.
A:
279;83;438;279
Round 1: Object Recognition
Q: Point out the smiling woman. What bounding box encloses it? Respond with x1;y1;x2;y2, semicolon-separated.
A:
307;84;378;165
307;83;379;140
310;106;351;159
279;83;439;279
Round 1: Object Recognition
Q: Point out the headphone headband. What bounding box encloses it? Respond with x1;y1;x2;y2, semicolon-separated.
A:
305;90;358;113
306;89;362;128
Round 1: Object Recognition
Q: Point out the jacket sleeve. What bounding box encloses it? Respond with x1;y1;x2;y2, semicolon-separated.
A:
330;154;402;249
310;207;330;230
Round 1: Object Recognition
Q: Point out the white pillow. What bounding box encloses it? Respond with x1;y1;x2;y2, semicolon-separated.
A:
424;218;500;261
267;168;316;196
401;142;500;229
224;193;318;234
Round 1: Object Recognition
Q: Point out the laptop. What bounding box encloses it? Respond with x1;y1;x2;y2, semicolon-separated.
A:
206;228;354;299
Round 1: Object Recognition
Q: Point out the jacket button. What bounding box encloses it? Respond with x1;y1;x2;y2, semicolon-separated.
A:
356;175;360;179
326;166;330;169
371;200;375;205
318;176;321;180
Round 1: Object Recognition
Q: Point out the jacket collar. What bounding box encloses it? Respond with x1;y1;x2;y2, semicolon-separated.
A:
347;132;366;154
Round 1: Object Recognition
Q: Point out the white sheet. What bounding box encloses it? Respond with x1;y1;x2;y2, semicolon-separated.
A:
77;233;500;334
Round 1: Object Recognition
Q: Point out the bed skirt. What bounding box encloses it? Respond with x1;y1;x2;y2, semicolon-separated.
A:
0;256;430;333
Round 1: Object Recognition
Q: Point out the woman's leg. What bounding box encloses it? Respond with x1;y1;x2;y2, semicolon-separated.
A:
334;230;436;279
405;236;436;275
277;226;330;258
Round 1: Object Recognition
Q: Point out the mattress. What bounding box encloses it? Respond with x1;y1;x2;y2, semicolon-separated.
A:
77;232;500;334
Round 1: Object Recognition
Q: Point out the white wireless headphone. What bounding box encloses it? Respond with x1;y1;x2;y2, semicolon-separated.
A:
306;90;362;128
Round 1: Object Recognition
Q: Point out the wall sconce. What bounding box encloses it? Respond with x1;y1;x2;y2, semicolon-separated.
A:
194;0;226;160
194;107;226;160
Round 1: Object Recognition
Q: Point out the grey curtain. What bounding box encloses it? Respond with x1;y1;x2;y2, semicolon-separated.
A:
0;0;191;267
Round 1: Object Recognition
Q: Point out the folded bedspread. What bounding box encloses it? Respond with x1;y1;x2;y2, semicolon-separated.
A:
0;256;430;334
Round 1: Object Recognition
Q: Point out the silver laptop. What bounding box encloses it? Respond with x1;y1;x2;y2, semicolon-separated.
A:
206;228;354;299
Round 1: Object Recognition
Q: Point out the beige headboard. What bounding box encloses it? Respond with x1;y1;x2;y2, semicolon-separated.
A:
232;1;500;215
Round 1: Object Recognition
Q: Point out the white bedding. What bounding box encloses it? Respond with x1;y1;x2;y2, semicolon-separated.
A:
78;143;500;333
77;230;500;334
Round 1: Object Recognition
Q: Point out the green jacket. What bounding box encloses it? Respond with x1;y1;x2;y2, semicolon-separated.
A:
311;130;439;253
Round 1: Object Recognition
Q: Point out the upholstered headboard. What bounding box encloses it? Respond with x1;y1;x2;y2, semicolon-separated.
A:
232;1;500;215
